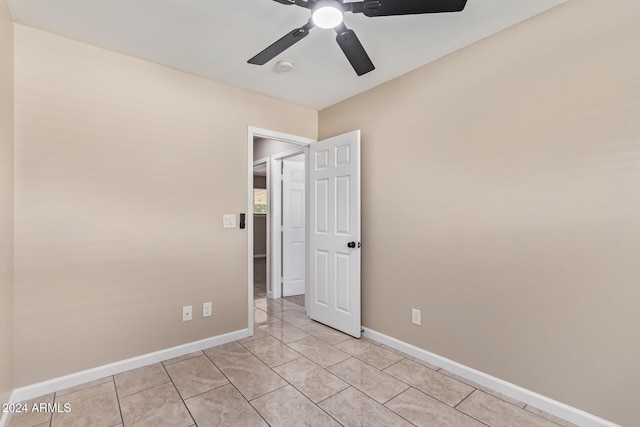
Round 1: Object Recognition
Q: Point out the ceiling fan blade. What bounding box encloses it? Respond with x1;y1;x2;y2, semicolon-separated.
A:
248;21;314;66
352;0;467;17
335;25;375;76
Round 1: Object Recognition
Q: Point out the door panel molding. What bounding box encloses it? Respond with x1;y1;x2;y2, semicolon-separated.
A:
307;130;362;337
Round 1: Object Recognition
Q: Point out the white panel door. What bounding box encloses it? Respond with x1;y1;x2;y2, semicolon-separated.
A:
282;160;306;297
308;130;361;337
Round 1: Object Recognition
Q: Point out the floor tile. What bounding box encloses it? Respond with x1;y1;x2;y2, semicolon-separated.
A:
203;341;251;366
282;299;306;312
524;405;581;427
385;387;484;427
457;390;560;427
328;357;409;404
55;376;113;397
336;338;404;369
52;382;121;427
282;294;305;307
217;355;287;400
119;382;193;427
238;328;268;344
241;335;302;367
251;385;340;427
273;357;349;403
162;351;204;366
300;322;351;345
274;309;314;327
6;393;54;427
185;384;267;427
254;308;270;326
439;368;525;408
254;299;286;315
379;344;442;371
164;355;229;399
288;336;351;368
319;387;413;427
384;359;474;406
114;363;170;398
258;319;310;343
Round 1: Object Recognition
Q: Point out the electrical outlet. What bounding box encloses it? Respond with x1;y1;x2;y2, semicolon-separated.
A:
182;306;193;322
411;308;421;326
203;302;212;318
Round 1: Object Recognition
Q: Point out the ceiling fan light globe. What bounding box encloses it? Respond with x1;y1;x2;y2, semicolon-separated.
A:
312;6;343;29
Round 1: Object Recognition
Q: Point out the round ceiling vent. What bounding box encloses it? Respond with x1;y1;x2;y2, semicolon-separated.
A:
276;60;295;73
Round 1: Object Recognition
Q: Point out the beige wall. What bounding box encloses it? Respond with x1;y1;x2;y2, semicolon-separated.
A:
319;1;640;425
12;24;317;386
0;0;13;405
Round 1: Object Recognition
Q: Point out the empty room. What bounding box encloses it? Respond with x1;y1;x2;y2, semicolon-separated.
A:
1;0;638;426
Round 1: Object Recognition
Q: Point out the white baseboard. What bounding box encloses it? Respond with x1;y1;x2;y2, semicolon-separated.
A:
3;328;249;420
362;327;619;427
253;254;266;259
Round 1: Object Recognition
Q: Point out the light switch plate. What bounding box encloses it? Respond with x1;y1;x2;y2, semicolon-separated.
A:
223;214;236;228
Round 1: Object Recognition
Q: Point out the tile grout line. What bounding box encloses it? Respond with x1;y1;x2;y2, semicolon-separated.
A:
450;388;493;427
203;357;272;427
378;390;423;427
250;381;346;427
453;393;494;427
381;358;483;412
110;376;125;427
177;380;228;402
159;361;196;426
523;404;574;427
242;336;349;426
161;351;204;367
453;387;476;409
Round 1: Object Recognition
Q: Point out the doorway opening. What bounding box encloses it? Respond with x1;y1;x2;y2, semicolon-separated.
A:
248;128;363;338
247;127;314;335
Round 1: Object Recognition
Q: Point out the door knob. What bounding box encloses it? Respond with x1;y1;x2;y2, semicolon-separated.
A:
347;241;356;248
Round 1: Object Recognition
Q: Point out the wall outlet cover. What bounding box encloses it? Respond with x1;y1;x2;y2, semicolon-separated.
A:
183;306;193;322
203;302;212;318
412;308;421;326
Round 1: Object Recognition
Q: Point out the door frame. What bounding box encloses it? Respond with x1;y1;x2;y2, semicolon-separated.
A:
247;127;315;334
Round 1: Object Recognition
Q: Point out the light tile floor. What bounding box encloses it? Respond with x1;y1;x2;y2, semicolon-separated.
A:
6;260;579;426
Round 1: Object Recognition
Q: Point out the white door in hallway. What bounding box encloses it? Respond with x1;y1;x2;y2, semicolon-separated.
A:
308;130;361;338
282;160;305;297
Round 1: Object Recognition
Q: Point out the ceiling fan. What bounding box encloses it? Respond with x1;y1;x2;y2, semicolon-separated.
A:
248;0;469;76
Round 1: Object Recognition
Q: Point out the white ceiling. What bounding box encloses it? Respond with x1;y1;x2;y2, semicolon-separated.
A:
7;0;565;110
